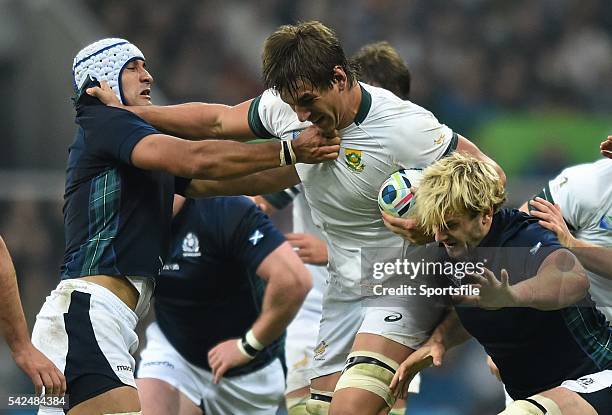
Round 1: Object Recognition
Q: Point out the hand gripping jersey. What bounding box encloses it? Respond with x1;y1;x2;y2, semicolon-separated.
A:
249;83;457;292
540;159;612;320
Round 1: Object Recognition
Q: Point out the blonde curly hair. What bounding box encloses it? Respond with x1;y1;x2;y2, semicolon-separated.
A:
415;153;506;234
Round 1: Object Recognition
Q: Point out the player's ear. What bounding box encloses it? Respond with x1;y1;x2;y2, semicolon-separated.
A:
333;66;347;88
482;208;493;225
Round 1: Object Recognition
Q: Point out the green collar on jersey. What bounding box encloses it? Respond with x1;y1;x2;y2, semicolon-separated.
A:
354;83;372;126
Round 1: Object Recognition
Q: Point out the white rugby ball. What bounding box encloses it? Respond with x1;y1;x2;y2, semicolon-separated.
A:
378;169;423;217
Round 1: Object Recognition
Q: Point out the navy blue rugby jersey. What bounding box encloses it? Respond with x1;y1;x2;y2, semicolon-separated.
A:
155;196;286;376
447;209;611;399
62;100;190;279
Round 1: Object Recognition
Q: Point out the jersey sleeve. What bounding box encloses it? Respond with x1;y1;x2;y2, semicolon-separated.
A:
391;108;457;168
519;221;565;279
77;106;159;165
213;197;286;272
248;89;308;139
543;168;589;230
262;186;301;210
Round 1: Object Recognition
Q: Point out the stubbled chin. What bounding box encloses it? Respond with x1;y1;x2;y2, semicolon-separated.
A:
445;245;466;258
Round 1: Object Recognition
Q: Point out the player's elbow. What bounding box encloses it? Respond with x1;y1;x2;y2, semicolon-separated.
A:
555;268;590;309
283;265;312;310
571;269;590;300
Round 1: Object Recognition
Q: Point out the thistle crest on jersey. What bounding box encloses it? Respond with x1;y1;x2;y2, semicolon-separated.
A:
344;148;365;172
182;232;201;257
378;169;423;218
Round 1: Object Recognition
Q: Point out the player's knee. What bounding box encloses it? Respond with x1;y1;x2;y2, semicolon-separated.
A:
499;394;562;415
333;351;398;409
305;389;332;415
287;395;310;415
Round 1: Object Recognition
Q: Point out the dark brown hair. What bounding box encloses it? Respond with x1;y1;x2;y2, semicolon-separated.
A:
262;21;358;99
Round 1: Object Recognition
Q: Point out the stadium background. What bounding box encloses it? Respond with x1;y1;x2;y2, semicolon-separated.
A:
0;0;610;413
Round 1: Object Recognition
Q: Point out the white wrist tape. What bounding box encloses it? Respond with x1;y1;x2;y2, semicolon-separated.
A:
246;329;264;351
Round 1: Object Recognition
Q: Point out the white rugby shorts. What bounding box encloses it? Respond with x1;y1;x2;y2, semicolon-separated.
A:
138;323;285;415
32;278;147;413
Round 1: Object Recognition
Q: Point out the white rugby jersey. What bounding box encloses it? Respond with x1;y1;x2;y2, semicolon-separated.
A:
294;186;327;301
544;159;612;320
249;83;456;289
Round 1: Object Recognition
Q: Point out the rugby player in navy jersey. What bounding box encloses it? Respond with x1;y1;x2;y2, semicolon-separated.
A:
136;194;310;415
30;38;338;415
389;153;611;415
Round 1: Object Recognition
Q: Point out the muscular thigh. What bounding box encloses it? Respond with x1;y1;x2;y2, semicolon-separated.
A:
137;378;201;415
67;386;139;415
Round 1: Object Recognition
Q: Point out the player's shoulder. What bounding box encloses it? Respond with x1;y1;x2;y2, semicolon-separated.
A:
77;104;153;136
492;208;560;248
251;89;307;138
195;196;255;221
256;89;293;116
360;82;441;128
550;159;612;211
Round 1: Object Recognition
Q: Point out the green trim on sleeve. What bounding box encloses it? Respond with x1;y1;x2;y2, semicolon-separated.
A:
248;95;276;139
536;183;555;204
533;183;575;231
441;133;459;157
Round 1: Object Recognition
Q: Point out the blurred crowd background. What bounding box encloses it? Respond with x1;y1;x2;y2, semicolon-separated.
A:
0;0;610;414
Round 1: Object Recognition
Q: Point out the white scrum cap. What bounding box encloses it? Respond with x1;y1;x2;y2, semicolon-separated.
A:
72;38;145;104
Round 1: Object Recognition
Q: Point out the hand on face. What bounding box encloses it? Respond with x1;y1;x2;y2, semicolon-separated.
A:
292;125;341;164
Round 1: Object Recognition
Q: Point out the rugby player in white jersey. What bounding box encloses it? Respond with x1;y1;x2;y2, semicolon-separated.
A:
87;21;505;415
523;157;612;319
257;40;417;415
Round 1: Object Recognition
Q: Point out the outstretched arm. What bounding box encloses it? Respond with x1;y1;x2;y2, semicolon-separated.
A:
456;250;588;311
131;125;339;181
0;236;66;396
184;166;301;198
87;81;255;140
